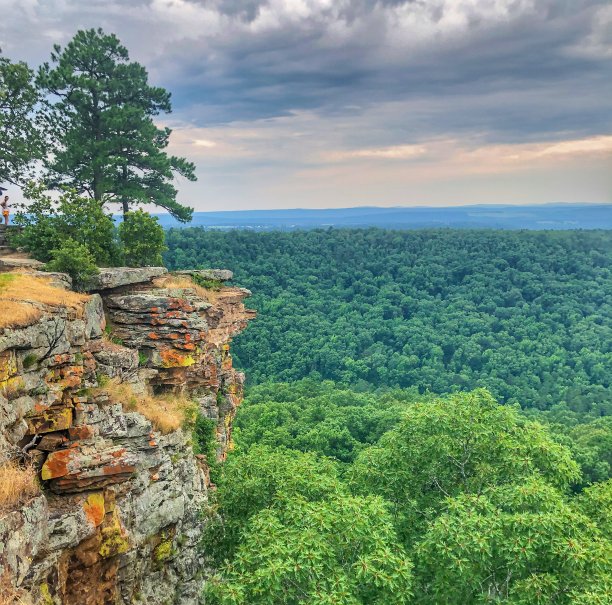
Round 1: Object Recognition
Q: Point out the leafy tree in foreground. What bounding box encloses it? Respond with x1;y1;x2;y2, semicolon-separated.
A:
37;28;196;220
416;478;611;604
118;209;166;267
209;387;612;604
205;495;413;605
349;389;581;542
202;446;344;565
576;479;612;537
0;53;41;185
12;182;118;265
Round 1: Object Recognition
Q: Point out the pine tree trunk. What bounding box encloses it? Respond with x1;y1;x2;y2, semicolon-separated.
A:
121;165;129;219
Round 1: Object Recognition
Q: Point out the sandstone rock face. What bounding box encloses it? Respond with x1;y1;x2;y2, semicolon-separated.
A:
0;269;254;605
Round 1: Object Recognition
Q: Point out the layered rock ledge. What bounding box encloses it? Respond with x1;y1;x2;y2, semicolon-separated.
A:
0;267;255;605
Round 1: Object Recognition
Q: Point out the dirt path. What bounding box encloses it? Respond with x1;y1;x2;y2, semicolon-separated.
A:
0;225;43;271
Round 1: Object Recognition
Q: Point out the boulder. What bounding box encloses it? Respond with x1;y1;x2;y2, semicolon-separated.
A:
174;268;233;282
86;267;167;291
42;443;139;493
0;256;44;271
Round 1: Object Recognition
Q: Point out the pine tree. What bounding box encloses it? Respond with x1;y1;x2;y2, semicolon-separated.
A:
37;29;196;221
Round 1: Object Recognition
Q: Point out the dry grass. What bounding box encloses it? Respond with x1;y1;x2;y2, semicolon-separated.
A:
0;301;42;330
98;377;193;435
0;575;30;605
0;461;40;515
153;275;213;302
0;273;88;329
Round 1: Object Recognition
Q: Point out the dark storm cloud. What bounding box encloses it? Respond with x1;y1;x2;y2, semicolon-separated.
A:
202;0;268;22
1;0;611;143
156;0;612;143
1;0;610;209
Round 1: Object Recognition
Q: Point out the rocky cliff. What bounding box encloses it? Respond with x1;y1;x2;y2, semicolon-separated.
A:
0;267;255;605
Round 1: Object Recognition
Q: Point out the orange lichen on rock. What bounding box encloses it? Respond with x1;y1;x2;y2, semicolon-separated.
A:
83;492;106;527
69;425;95;441
160;348;195;368
41;449;73;480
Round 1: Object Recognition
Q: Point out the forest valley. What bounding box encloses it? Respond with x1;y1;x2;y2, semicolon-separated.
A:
164;227;612;605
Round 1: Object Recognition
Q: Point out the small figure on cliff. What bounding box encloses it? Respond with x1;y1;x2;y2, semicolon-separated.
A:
1;195;9;225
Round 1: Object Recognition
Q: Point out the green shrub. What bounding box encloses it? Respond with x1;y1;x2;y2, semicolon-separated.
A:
191;274;223;290
13;182;119;265
118;209;166;267
45;239;99;291
193;413;218;460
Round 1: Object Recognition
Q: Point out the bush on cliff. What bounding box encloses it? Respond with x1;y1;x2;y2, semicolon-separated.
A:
13;184;168;282
46;239;99;291
118;209;166;267
13;182;119;265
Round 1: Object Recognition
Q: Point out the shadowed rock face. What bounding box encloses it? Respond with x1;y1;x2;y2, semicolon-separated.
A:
0;268;255;605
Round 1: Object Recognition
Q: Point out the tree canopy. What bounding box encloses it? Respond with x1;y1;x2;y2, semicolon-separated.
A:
165;228;612;414
204;385;612;604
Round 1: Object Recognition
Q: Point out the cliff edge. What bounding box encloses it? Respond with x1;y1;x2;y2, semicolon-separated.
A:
0;267;255;605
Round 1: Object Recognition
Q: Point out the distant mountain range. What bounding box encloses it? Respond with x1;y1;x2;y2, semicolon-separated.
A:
155;204;612;231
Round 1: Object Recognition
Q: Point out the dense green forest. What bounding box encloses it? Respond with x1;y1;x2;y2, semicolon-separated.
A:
165;228;612;413
165;227;612;603
202;381;612;604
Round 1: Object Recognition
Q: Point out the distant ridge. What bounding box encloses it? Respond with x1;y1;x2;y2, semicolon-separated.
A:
154;204;612;231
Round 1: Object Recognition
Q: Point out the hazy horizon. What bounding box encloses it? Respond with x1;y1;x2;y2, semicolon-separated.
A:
147;203;612;231
2;0;611;210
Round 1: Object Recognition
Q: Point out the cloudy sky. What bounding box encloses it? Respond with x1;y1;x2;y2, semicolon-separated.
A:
1;0;611;211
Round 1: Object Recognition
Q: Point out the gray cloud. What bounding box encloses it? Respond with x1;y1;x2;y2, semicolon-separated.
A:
156;0;611;142
0;0;610;209
2;0;610;140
